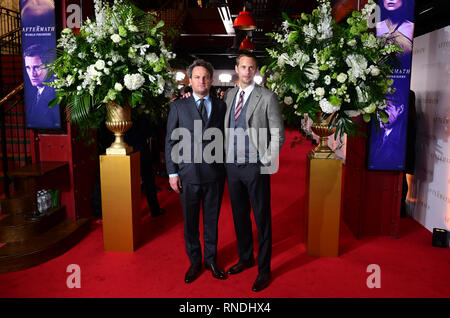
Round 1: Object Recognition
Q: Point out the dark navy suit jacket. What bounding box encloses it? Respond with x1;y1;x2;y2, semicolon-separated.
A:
26;85;60;129
165;95;227;184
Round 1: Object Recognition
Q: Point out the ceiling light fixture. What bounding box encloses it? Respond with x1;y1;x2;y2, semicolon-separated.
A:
233;7;256;30
219;73;232;83
239;36;255;51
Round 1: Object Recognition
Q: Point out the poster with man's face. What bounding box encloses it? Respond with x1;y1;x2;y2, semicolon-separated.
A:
367;0;415;171
20;0;61;129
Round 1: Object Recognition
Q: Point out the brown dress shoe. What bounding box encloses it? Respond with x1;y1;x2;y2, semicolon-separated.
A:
184;263;202;283
252;272;271;292
205;263;227;280
227;259;255;275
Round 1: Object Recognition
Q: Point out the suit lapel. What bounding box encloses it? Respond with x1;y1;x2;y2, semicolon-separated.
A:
187;95;202;122
245;85;262;124
224;87;238;128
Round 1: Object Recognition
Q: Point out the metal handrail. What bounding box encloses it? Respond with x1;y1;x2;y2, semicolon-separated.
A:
0;83;24;109
0;6;30;197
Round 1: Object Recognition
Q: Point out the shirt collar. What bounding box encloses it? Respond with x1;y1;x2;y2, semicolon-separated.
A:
238;82;255;96
192;92;210;103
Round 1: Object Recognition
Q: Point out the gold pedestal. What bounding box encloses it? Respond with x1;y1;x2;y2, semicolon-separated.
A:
100;152;141;252
306;154;342;257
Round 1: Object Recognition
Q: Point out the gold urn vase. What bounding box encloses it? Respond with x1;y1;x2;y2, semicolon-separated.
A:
310;112;336;159
105;101;133;155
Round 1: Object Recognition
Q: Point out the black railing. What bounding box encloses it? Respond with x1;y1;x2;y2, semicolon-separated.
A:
0;6;21;55
0;7;30;198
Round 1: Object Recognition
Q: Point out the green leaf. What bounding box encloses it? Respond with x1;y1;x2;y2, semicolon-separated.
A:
48;97;59;108
281;12;290;22
260;65;267;75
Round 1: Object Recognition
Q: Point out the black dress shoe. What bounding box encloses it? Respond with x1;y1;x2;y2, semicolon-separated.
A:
205;263;227;280
252;272;271;292
184;264;202;283
227;259;255;275
151;209;166;218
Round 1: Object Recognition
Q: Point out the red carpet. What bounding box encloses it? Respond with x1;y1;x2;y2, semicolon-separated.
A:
0;129;449;298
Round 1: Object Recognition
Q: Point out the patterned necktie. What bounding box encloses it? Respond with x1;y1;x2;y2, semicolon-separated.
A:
234;90;245;121
198;98;207;122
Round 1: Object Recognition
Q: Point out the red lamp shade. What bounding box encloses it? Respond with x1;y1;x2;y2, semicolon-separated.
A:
239;36;255;51
233;8;256;30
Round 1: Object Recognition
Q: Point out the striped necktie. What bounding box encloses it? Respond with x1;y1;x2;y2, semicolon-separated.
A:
234;90;245;121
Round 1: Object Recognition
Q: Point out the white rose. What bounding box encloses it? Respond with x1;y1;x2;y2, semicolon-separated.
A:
315;87;325;97
283;96;293;105
114;83;123;91
370;66;380;76
347;39;357;46
319;99;340;114
336;73;347;83
111;34;121;43
124;73;145;91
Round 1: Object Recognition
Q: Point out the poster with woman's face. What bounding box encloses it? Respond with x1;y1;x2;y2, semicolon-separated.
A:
20;0;61;129
367;0;415;171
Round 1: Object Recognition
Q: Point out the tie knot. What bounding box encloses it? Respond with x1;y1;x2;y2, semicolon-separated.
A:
240;91;245;97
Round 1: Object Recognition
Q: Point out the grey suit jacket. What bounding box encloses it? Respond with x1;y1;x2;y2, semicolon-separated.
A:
224;84;285;174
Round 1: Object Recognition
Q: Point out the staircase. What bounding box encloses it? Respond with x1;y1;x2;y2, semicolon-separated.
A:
0;162;91;273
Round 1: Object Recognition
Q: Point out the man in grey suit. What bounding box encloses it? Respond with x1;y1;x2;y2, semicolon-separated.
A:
224;53;285;292
165;59;227;284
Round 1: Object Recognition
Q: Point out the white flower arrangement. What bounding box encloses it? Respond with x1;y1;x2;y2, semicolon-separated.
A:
46;0;176;130
262;0;403;138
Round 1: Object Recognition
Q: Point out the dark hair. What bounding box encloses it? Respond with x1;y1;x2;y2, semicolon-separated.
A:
236;53;259;67
23;44;52;63
187;59;214;78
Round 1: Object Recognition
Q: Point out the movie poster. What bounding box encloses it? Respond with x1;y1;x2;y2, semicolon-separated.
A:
20;0;61;129
367;0;415;170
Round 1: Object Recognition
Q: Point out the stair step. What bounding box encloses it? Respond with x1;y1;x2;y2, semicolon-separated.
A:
0;206;67;242
0;193;33;215
0;217;91;273
8;162;69;178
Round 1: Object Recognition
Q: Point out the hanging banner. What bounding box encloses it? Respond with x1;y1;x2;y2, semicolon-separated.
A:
20;0;61;129
367;0;415;170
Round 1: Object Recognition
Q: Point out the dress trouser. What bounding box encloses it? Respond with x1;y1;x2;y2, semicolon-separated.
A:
226;163;272;274
140;148;161;215
179;178;225;265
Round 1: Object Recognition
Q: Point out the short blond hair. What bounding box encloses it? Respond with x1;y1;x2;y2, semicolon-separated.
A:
236;53;258;67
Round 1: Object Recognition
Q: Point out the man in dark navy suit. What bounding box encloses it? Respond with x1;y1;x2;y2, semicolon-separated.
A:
23;44;60;129
369;98;408;171
165;59;227;283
